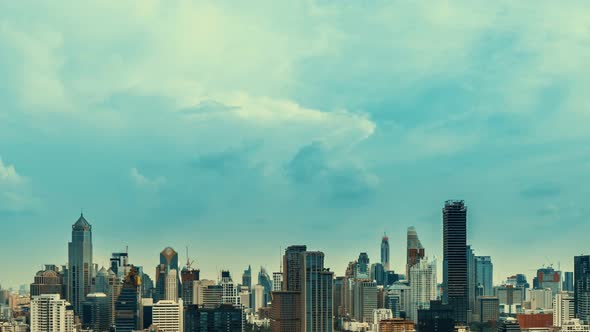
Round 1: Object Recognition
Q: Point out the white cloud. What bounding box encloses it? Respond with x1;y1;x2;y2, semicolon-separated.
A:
0;157;24;184
130;167;165;189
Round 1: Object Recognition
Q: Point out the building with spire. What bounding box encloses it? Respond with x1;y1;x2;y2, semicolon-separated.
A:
68;213;93;315
381;233;391;271
406;227;425;280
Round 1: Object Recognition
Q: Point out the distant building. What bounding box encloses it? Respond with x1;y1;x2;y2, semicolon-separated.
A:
575;255;590;323
180;267;200;305
67;213;93;315
516;313;552;330
192;280;216;307
497;317;521;332
554;291;575;327
354;280;378;323
564;272;574;292
406;227;425;280
442;200;468;324
30;294;75;332
371;263;386;286
114;267;141;332
561;319;590;331
30;265;64;298
152;300;183;332
533;266;562;296
528;288;553;310
409;258;437;323
258;268;272;306
165;269;178;302
242;266;252;291
387;281;411;319
378;318;415;332
495;285;525;315
184;304;244;332
475;256;493;296
382;233;391;271
272;272;283;292
357;253;370;279
81;292;111;332
373;309;394;330
417;300;454;332
475;296;499;324
269;291;300;332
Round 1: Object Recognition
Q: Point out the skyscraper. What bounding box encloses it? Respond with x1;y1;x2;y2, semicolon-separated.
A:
409;258;437;322
181;266;200;305
155;247;181;302
30;265;64;298
115;267;141;332
283;245;307;292
353;280;378;323
466;245;476;317
242;266;252;290
152;299;183;332
301;251;333;331
381;233;391;271
442;200;468;323
564;272;574;292
553;291;575;327
475;256;493;296
82;293;111;332
357;253;370;279
406;227;425;279
31;294;75;332
534;266;562;296
67;213;93;315
165;269;178;302
258;267;273;307
574;255;590;323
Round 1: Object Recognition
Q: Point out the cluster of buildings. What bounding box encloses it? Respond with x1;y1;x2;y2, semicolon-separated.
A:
2;200;590;332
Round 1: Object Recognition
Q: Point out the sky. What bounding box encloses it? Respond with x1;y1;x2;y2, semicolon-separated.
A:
1;1;590;289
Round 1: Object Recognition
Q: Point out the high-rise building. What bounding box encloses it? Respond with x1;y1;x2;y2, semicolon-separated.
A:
67;213;93;315
155;247;181;302
475;256;493;296
353;280;378;323
192;280;216;307
378;318;415;332
554;291;575;327
258;268;272;307
475;296;499;324
564;272;574;292
357;253;370;279
534;266;562;296
406;227;425;280
181;267;200;305
529;288;553;310
283;245;307;292
114;267;141;332
201;285;223;309
373;308;394;328
381;233;391;271
165;269;178;302
467;246;476;317
417;300;454;332
575;255;590;323
242;266;252;290
270;291;301;332
272;272;283;292
371;263;386;286
301;251;333;331
409;258;437;322
495;285;525;315
82;293;111;332
152;299;183;332
220;271;240;306
30;265;64;298
442;200;468;323
387;281;411;319
30;294;75;332
110;252;130;279
184;304;244;332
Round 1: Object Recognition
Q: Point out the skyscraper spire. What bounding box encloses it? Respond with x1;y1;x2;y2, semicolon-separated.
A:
68;212;93;315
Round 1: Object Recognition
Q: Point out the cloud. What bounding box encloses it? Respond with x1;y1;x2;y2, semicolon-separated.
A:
287;142;378;204
130;167;165;189
520;184;562;199
0;157;33;214
0;157;24;184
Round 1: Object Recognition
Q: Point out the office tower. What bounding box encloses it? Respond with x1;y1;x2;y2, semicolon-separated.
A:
387;281;411;319
353;280;378;323
357;253;370;278
242;266;252;290
406;227;425;280
284;245;307;292
140;298;153;330
417;300;455;332
409;258;437;322
220;272;239;306
110;252;130;279
467;246;476;317
333;277;344;317
474;296;499;324
30;294;75;332
258;267;272;306
529;288;553;310
181;267;200;305
272;272;283;292
378;318;415;332
564;272;575;292
164;269;178;302
554;291;575;327
201;285;223;309
533;266;562;296
30;265;64;298
253;285;265;312
239;288;250;309
497;317;521;332
371;263;386;286
192;280;216;307
301;251;334;331
475;256;494;296
67;213;93;314
115;268;141;332
382;233;391;271
94;267;121;327
495;285;525;315
81;293;111;332
152;299;183;332
156;247;181;302
184;304;244;332
141;272;155;300
575;255;590;323
270;291;301;332
442;200;468;323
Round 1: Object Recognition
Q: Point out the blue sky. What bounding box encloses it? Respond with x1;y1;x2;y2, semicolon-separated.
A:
1;1;590;289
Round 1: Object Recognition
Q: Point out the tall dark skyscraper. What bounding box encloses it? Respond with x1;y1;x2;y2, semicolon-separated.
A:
283;245;307;292
381;233;390;271
68;213;93;315
115;267;141;332
442;200;468;323
574;255;590;323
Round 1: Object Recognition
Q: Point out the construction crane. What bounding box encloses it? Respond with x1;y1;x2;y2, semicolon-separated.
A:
186;246;195;270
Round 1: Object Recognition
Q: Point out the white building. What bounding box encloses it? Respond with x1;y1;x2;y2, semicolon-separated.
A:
272;273;283;292
409;258;437;322
221;280;240;306
152;299;183;332
253;285;265;312
192;279;216;306
528;288;553;310
30;294;75;332
554;292;576;328
562;319;590;331
239;288;251;309
165;269;178;302
0;321;28;332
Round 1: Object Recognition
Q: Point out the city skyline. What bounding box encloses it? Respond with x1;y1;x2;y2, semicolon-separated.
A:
1;1;590;296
